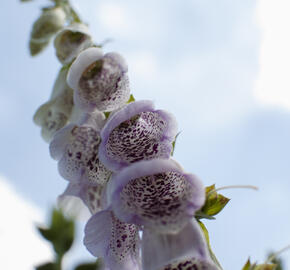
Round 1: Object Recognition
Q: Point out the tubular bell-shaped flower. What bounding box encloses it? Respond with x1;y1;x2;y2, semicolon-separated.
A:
67;47;130;112
54;23;93;64
142;219;219;270
34;68;73;142
99;100;178;172
108;159;205;234
49;112;111;185
84;209;141;270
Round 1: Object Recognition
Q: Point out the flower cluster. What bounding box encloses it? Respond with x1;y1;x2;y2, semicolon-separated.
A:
33;18;222;268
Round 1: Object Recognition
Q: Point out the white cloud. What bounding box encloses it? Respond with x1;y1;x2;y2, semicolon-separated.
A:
255;0;290;109
0;175;53;269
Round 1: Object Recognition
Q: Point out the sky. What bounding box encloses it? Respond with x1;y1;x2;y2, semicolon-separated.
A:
0;0;290;269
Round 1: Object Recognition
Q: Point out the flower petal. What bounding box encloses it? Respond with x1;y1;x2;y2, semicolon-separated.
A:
49;123;75;160
56;125;112;185
59;182;105;215
142;219;211;270
99;101;178;171
109;159;205;233
57;182;91;220
161;258;219;270
67;47;104;91
84;210;141;270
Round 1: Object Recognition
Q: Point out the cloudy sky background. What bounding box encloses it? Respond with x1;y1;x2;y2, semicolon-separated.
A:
1;0;290;269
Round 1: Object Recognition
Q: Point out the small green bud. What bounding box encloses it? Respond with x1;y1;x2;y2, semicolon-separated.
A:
29;39;49;56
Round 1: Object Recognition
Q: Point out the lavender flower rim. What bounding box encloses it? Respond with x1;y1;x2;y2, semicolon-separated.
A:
67;47;103;91
108;158;205;225
99;100;178;171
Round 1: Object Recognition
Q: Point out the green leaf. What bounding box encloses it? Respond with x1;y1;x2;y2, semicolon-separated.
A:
74;259;104;270
267;252;283;270
37;208;75;257
198;221;223;270
196;184;230;219
36;262;59;270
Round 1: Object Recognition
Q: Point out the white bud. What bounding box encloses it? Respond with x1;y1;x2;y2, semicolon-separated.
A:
34;68;74;142
31;6;66;43
54;23;93;64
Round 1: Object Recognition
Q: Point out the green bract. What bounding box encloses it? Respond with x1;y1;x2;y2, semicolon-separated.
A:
242;259;277;270
195;184;230;220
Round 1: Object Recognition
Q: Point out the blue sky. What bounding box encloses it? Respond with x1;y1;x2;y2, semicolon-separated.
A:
0;0;290;269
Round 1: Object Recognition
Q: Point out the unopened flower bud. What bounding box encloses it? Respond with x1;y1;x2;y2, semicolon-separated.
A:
29;39;49;56
34;68;73;142
30;6;66;43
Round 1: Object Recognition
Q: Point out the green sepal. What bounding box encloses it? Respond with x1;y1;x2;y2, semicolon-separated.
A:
242;259;252;270
104;111;111;119
171;132;180;156
35;262;59;270
127;94;135;103
242;259;277;270
255;264;277;270
196;184;230;219
37;208;74;257
104;94;136;119
198;220;223;270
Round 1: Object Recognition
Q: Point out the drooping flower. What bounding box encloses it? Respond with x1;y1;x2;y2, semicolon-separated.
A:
84;209;141;270
67;47;130;112
54;23;93;65
34;68;73;142
141;219;219;270
108;159;205;234
49;111;111;185
99;100;178;172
